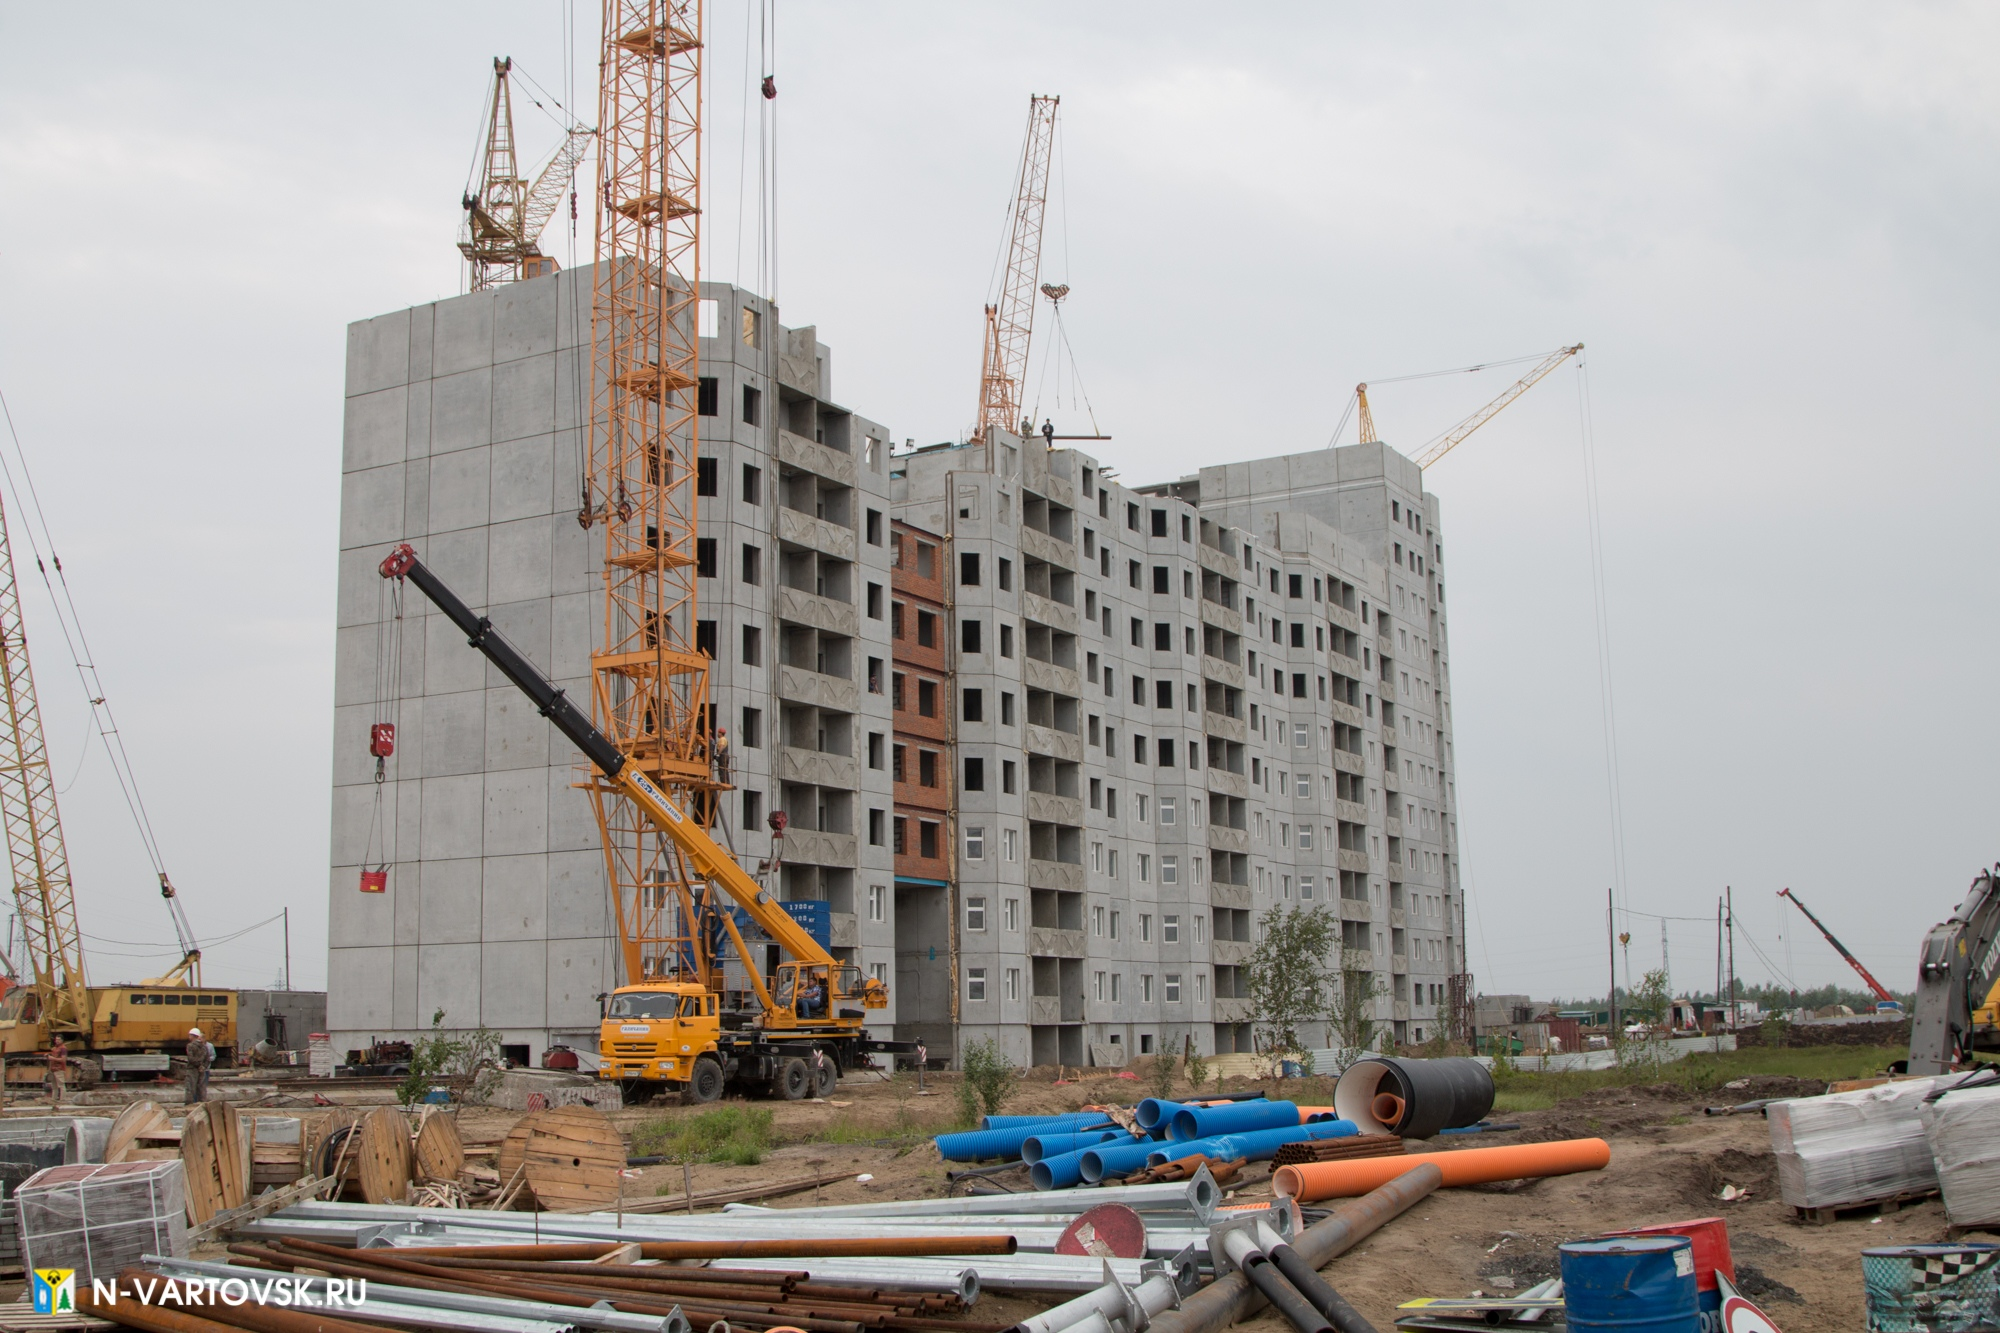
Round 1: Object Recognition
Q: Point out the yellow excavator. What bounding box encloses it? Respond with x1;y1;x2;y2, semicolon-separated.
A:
382;545;909;1102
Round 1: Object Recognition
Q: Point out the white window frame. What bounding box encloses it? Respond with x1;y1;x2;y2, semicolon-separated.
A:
1165;973;1182;1003
1161;855;1178;885
967;967;987;1001
1005;967;1021;1001
965;896;987;931
1163;914;1180;944
965;826;986;860
867;884;886;922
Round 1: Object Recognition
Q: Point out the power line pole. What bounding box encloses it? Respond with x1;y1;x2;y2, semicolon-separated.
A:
1726;886;1737;1028
1607;887;1619;1037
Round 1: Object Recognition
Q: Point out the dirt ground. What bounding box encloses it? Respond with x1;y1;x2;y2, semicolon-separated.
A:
573;1066;1964;1333
6;1066;1958;1331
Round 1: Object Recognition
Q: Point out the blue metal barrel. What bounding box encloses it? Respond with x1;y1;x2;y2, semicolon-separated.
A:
1559;1237;1699;1333
1862;1244;2000;1332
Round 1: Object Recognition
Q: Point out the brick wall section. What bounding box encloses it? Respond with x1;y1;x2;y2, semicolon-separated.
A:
892;521;953;879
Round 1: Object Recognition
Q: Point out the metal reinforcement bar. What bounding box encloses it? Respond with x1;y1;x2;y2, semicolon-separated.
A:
1143;1163;1443;1333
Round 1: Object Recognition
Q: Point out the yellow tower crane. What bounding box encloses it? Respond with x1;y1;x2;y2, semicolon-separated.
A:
975;95;1060;448
1352;343;1584;464
460;57;595;291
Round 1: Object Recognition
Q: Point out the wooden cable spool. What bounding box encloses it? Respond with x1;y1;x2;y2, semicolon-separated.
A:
180;1101;247;1224
106;1100;172;1165
518;1105;625;1212
356;1105;413;1205
413;1109;465;1182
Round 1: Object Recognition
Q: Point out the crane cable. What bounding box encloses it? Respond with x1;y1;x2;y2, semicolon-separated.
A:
0;384;200;962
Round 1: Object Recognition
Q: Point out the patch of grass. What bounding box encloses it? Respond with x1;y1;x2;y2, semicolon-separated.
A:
1488;1044;1909;1114
636;1105;776;1166
807;1097;971;1147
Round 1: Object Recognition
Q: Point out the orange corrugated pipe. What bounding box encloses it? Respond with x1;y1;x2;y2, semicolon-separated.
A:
1274;1137;1610;1200
1295;1106;1339;1121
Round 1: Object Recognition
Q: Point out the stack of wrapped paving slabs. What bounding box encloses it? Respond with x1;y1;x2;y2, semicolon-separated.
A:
1919;1079;2000;1226
1768;1077;1948;1210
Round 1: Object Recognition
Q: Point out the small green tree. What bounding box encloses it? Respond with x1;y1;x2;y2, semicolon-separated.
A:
1630;969;1672;1028
959;1037;1017;1119
398;1010;505;1106
1330;968;1386;1055
1184;1046;1209;1091
1248;904;1340;1061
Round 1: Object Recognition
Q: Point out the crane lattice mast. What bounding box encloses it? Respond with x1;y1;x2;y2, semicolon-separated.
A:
461;57;595;292
975;95;1060;448
585;0;714;984
0;483;87;1031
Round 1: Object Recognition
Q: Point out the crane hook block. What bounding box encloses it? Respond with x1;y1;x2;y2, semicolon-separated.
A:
767;810;789;835
379;543;418;579
370;724;397;759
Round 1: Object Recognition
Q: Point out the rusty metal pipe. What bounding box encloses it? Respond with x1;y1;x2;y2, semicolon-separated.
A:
84;1290;388;1333
1145;1162;1443;1333
638;1237;1016;1260
386;1244;634;1262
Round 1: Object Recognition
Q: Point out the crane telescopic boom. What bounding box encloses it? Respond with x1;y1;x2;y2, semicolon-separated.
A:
1778;886;1895;1004
377;544;836;973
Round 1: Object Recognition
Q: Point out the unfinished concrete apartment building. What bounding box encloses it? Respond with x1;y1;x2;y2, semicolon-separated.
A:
328;267;1464;1066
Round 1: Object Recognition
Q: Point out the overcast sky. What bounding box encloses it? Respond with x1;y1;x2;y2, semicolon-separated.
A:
0;4;1993;1000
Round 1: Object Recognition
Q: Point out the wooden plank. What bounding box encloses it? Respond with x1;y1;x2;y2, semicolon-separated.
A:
414;1108;465;1182
356;1105;411;1205
187;1172;342;1247
104;1099;171;1165
180;1104;223;1225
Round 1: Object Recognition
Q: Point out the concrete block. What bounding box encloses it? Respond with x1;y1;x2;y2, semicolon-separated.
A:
343;387;408;473
490;434;555;523
555;265;595;350
553;352;590;432
484;686;549;772
547;762;600;853
417;857;483;944
403;456;430;539
483;766;548;856
346;310;410;397
432;366;494;455
494;276;557;363
546;848;608;938
547;938;609;1028
550;510;596;597
428;445;491;534
488;518;553;605
409;303;435;383
482;853;548;942
420;605;486;695
327;945;395;1030
404;381;433;463
340;464;406;551
393;944;420;1027
432;291;494;377
492;352;556;444
548;594;594;679
420;688;486;778
426;518;490;599
393;850;421;944
419;774;485;860
480;941;548;1028
417;942;484;1029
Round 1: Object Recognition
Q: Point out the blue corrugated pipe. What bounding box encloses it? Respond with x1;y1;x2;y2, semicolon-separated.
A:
1167;1099;1303;1141
1029;1144;1100;1190
1079;1137;1172;1183
938;1115;1113;1162
1146;1119;1359;1168
979;1112;1112;1131
1134;1096;1269;1135
1021;1128;1126;1164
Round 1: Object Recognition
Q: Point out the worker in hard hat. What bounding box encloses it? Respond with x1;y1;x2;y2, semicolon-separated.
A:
185;1027;211;1104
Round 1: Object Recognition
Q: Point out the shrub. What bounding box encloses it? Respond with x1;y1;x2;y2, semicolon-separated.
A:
960;1037;1018;1118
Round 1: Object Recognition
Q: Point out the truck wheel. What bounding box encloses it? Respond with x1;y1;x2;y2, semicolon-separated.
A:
690;1057;725;1103
811;1054;837;1099
778;1057;811;1101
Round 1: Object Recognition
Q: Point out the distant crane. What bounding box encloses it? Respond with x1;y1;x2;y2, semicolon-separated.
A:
1351;343;1584;465
1779;886;1896;1004
975;95;1060;448
460;57;594;291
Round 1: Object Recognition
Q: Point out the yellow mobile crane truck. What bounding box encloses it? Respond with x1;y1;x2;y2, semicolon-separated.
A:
381;545;911;1101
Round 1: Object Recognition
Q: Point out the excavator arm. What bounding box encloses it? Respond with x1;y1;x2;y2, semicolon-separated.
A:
378;544;838;972
1909;865;2000;1075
